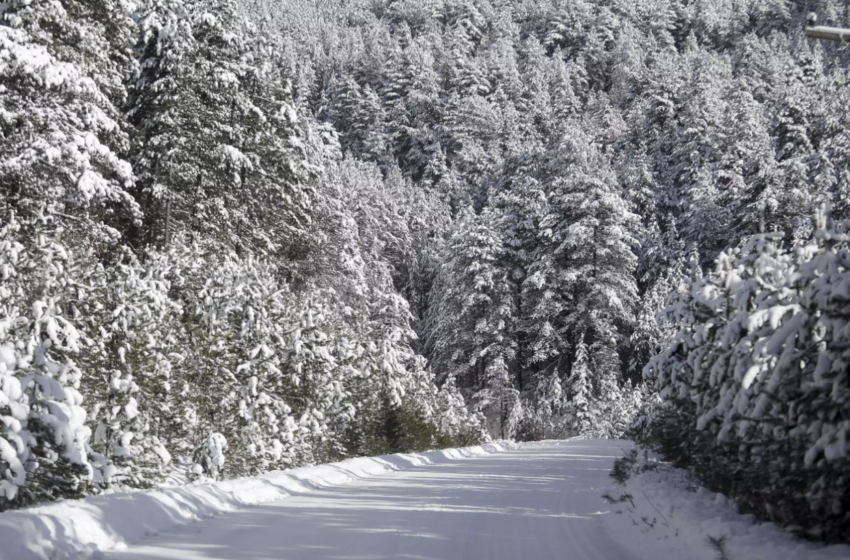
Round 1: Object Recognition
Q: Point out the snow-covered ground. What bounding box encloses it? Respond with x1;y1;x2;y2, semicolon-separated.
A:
602;451;850;560
2;439;848;560
0;442;517;560
107;439;633;560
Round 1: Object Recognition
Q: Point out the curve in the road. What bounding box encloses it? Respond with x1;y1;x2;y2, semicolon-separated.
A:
110;439;637;560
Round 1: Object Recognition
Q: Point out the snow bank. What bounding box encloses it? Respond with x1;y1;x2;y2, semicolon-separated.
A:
602;458;850;560
0;441;518;560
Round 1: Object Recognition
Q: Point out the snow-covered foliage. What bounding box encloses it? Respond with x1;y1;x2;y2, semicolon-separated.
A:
637;209;850;540
0;216;93;509
0;0;485;512
4;0;850;539
0;208;483;505
0;0;138;224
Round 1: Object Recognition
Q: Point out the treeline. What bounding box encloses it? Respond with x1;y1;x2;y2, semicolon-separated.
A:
3;0;850;538
0;0;481;510
248;0;850;540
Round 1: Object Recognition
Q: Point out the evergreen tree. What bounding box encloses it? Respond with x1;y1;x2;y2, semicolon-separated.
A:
426;208;519;438
0;215;94;509
0;0;139;229
565;332;593;436
526;124;638;411
640;210;850;540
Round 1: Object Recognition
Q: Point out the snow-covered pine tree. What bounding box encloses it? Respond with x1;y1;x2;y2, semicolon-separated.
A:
322;76;388;165
565;332;593;437
0;215;94;509
82;253;177;489
181;252;302;477
0;0;139;230
641;207;850;540
426;208;519;439
523;121;639;432
127;0;316;258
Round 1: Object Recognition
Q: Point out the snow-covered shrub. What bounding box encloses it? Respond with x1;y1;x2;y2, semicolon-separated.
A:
186;255;301;476
0;216;94;509
78;249;178;490
639;211;850;541
192;432;228;478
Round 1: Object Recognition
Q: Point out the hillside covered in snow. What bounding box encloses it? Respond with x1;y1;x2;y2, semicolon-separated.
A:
1;0;849;544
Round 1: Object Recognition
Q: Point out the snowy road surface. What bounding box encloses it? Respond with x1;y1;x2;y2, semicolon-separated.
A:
110;440;635;560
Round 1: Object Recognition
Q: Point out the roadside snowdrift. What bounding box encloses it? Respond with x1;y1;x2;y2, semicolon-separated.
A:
602;459;850;560
0;442;518;560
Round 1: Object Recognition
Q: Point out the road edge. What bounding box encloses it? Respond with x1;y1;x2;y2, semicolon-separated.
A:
0;441;520;560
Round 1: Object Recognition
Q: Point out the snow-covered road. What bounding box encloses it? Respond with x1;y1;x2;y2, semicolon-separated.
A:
109;440;635;560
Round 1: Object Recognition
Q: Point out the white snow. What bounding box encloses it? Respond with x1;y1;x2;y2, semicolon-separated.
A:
0;441;518;560
109;439;628;560
2;439;848;560
602;450;850;560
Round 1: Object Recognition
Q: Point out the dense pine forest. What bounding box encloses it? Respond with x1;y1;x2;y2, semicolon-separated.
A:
1;0;849;543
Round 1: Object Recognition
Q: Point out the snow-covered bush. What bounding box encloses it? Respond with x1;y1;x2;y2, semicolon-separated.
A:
0;216;94;509
638;210;850;541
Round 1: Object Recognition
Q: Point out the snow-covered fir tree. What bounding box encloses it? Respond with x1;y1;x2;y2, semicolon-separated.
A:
3;0;850;540
0;216;94;508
